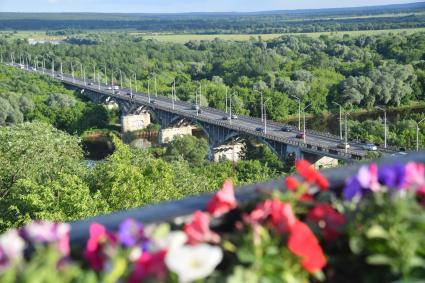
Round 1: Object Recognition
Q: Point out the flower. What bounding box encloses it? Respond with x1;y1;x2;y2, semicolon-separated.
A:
118;219;146;248
184;211;220;245
165;244;223;283
129;250;167;283
0;229;25;272
404;162;425;189
270;199;296;233
155;231;187;252
343;164;381;201
378;163;406;189
306;204;346;242
22;221;70;256
295;160;329;190
288;220;327;273
285;176;300;192
207;179;237;217
84;223;116;271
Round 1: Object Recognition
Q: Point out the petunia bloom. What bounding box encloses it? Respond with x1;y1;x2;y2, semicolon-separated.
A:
22;221;70;256
295;160;329;190
207;179;237;217
184;211;220;245
0;229;25;273
285;176;300;192
404;162;425;190
128;250;167;283
84;223;116;271
344;164;381;201
165;244;223;283
378;163;406;189
288;220;327;273
118;219;147;248
306;204;346;242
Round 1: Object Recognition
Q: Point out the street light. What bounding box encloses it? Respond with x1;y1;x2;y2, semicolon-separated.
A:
417;118;425;152
253;89;264;122
344;111;352;153
376;106;387;149
303;103;312;143
225;87;228;114
333;102;343;140
264;97;272;134
291;95;301;130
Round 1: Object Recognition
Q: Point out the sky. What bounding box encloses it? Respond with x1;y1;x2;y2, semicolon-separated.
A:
0;0;419;13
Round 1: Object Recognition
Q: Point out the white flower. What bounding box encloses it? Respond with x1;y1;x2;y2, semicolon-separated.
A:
165;244;223;283
0;229;25;270
155;231;187;251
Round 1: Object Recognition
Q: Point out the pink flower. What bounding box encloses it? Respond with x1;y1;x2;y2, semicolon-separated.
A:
84;223;116;271
306;204;346;242
270;199;297;233
184;211;220;245
358;164;380;192
404;162;425;189
0;229;25;273
288;220;327;273
207;180;237;217
128;250;167;283
23;222;70;256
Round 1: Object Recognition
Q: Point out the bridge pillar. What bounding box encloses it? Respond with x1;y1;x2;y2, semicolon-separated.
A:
121;113;151;133
213;142;245;162
159;126;193;144
301;152;339;169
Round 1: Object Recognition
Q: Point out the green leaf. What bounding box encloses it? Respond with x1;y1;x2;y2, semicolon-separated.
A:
366;225;389;239
366;254;394;266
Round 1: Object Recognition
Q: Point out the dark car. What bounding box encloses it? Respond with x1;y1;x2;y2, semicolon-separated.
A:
151;100;156;104
222;116;231;120
296;133;305;139
281;126;291;132
256;127;264;132
192;105;200;111
231;114;238;120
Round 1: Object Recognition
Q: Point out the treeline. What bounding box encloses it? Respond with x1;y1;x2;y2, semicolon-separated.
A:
1;3;425;33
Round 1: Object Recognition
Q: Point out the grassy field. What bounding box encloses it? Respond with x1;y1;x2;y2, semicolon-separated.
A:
138;27;425;43
3;27;425;44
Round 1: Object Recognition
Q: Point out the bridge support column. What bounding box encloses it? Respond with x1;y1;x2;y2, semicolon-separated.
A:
121;113;151;133
159;126;193;144
213;142;244;162
301;152;339;169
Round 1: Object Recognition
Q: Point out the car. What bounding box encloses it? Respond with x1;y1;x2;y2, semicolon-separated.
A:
231;114;238;120
391;152;408;157
192;105;200;111
150;100;156;104
362;143;377;151
255;127;264;132
198;109;202;114
222;116;231;120
113;90;120;94
88;82;94;86
337;142;351;149
31;67;37;71
56;74;62;78
127;92;132;96
296;133;305;139
106;86;113;90
113;86;119;90
281;126;291;132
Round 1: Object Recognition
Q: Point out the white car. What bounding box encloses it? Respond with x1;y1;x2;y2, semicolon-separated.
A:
113;85;119;90
362;143;378;151
106;86;112;90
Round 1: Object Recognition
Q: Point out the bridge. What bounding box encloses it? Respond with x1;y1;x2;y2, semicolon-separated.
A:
7;62;395;165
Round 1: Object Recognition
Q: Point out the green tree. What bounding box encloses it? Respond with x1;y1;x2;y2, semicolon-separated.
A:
164;135;209;166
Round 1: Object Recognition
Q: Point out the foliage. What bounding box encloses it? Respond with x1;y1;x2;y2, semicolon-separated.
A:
163;135;209;166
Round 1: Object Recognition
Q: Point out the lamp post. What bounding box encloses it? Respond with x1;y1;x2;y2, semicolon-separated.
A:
344;111;352;153
376;106;387;149
417;118;425;152
60;61;63;80
71;61;75;82
291;95;301;130
264;98;272;134
303;103;311;143
333;102;343;140
254;89;264;122
225;87;228;114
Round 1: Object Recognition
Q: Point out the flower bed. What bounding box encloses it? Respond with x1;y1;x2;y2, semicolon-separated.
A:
1;160;424;282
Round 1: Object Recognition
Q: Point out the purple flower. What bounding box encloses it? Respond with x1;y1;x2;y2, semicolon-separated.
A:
118;219;146;248
378;163;406;189
343;164;380;201
343;176;363;200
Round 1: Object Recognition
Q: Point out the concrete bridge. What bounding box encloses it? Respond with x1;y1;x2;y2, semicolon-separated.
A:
10;63;392;166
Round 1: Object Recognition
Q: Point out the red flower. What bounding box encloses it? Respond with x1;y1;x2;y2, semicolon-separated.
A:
306;204;346;242
270;199;296;233
207;179;237;217
295;160;329;190
285;176;300;192
183;211;220;245
288;220;327;273
84;223;117;271
128;250;167;283
417;185;425;207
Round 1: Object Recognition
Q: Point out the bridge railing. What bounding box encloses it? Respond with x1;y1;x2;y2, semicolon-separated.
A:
69;151;425;244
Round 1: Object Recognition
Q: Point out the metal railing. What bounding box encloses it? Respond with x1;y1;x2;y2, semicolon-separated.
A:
69;151;425;244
